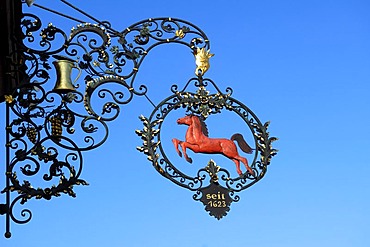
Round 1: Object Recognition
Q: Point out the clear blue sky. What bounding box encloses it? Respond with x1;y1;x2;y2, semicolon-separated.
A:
1;0;370;246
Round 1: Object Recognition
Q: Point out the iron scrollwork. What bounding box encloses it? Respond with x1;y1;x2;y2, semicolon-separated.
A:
2;0;212;238
136;76;278;219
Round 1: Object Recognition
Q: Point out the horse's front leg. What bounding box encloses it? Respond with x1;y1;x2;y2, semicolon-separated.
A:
180;142;202;164
179;141;192;163
172;138;182;157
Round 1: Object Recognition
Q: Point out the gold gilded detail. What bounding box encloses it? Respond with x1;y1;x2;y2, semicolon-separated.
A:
26;127;38;144
4;95;14;104
49;115;62;142
205;159;220;182
193;47;214;76
175;29;185;39
52;57;81;93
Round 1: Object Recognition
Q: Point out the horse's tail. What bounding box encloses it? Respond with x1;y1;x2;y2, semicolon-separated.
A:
231;133;253;154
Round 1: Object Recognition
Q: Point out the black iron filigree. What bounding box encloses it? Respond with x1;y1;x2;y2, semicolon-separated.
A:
2;0;211;238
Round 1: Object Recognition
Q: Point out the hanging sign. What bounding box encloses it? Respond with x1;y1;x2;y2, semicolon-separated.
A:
136;48;278;219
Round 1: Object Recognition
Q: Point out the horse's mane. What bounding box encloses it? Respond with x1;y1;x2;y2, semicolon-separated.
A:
195;115;209;137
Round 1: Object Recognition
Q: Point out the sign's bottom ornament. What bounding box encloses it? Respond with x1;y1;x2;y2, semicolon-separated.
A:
198;182;232;220
196;160;234;219
136;76;278;219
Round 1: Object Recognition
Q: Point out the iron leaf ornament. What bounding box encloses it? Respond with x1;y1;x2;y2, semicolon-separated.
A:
136;51;278;219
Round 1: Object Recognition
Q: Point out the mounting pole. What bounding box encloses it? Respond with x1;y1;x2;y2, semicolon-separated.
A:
0;0;25;102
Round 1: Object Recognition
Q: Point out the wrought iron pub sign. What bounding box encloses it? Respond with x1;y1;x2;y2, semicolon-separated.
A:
0;0;278;238
136;48;278;219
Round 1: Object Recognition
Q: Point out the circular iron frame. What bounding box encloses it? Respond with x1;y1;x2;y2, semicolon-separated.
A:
136;76;278;217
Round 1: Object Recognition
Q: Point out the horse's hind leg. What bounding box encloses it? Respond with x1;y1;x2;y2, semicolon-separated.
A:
232;159;243;176
237;156;255;176
172;138;182;157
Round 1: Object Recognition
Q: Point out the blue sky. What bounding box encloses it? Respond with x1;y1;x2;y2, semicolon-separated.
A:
1;0;370;246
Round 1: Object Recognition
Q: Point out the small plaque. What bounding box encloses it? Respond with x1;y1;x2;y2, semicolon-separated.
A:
199;183;232;220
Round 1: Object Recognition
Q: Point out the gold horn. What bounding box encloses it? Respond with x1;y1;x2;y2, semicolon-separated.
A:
52;55;81;93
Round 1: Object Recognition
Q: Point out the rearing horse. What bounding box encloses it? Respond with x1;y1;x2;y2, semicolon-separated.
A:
172;115;254;176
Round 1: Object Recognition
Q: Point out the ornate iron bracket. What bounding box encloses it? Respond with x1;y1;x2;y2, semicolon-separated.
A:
1;0;212;238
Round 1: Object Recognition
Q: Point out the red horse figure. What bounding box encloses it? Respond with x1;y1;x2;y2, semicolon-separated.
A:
172;115;254;176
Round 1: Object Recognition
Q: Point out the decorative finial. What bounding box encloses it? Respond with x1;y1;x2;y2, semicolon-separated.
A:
193;47;214;76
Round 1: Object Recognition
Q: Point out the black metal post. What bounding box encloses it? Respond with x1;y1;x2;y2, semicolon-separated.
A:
0;0;24;102
4;104;11;238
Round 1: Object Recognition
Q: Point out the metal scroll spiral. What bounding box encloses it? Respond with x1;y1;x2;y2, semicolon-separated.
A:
2;7;211;229
136;76;278;196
